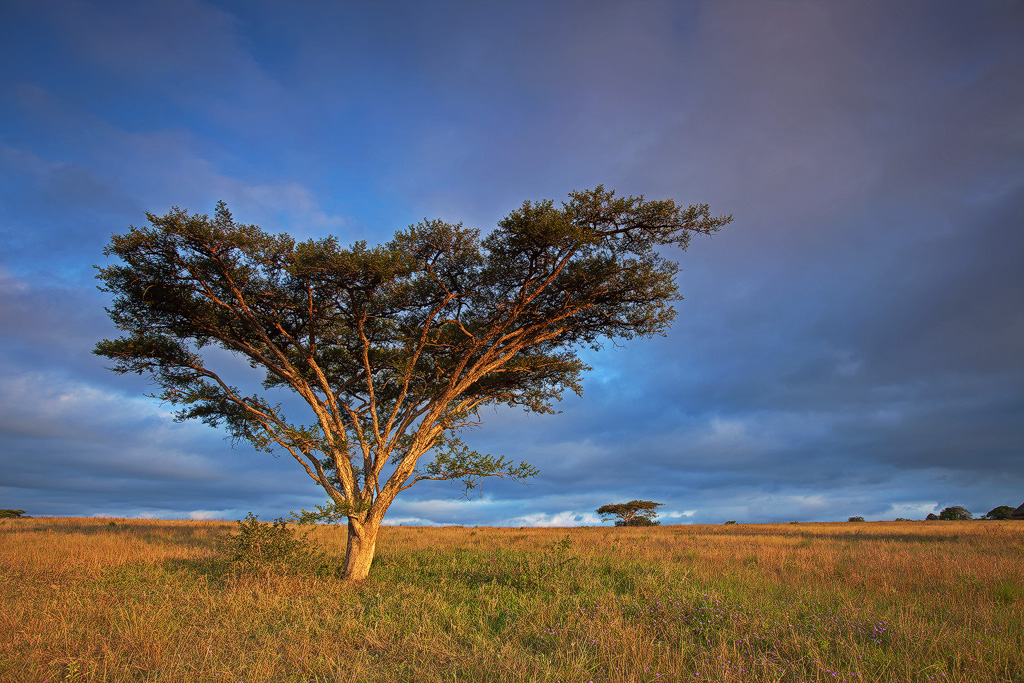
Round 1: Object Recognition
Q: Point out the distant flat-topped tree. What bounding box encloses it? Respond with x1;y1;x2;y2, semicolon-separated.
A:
95;187;728;580
597;500;664;527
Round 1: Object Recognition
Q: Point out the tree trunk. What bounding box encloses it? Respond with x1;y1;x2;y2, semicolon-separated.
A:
342;515;380;581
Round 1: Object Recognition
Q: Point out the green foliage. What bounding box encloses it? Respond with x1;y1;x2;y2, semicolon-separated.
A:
224;513;317;573
926;513;939;521
939;506;973;521
0;509;26;518
424;442;541;496
848;516;865;522
288;500;349;526
615;517;660;527
724;520;737;525
597;500;663;527
983;506;1018;520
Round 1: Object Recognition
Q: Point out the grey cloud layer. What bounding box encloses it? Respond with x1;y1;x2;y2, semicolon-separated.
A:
0;0;1020;523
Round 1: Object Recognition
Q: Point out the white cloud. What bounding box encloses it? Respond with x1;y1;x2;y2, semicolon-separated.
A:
509;511;602;527
880;501;940;520
187;509;238;521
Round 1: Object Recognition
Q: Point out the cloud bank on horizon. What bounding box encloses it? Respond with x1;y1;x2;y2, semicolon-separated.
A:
1;0;1021;525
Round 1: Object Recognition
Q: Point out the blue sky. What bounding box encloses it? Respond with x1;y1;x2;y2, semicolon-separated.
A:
1;0;1021;525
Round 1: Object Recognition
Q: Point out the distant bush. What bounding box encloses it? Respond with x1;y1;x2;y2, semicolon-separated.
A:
0;509;26;518
724;520;737;525
926;513;939;521
939;506;972;521
848;516;865;522
224;513;318;573
894;517;911;522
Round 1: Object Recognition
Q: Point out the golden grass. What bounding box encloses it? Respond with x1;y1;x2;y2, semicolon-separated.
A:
1;517;1022;682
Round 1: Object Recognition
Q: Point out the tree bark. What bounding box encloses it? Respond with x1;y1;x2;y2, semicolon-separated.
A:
342;515;380;581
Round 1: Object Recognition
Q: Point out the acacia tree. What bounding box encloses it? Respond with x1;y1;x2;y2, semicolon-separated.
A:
95;186;729;580
597;500;664;526
938;506;973;521
983;506;1017;520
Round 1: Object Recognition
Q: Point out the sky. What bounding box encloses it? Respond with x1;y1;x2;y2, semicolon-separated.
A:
1;0;1022;526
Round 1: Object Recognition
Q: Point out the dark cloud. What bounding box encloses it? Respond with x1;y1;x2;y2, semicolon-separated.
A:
0;0;1020;524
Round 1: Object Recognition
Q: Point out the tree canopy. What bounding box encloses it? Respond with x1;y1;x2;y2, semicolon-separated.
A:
938;506;972;521
983;505;1018;520
95;186;729;579
597;500;664;526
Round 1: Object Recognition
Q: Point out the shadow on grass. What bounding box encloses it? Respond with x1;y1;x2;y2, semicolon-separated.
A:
699;527;974;545
161;553;350;584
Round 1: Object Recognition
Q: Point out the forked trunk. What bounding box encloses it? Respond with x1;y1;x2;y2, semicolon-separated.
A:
342;515;380;581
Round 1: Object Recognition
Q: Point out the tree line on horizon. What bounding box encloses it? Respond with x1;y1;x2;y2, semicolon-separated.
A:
847;504;1023;523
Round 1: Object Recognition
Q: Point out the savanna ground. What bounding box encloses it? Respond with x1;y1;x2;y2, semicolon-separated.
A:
1;517;1022;683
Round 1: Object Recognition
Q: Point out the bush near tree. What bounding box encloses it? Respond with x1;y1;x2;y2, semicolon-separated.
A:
224;513;319;574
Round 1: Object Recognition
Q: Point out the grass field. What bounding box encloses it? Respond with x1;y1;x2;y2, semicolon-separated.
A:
1;517;1022;683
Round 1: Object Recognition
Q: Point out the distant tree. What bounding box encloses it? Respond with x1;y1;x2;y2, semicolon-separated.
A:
0;509;26;518
925;513;939;521
983;506;1017;520
95;188;729;581
938;506;972;521
894;517;911;522
597;500;664;527
724;520;737;525
847;516;865;522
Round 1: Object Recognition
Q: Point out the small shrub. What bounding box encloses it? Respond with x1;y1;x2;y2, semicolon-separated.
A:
848;516;865;522
224;513;318;573
724;520;737;525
